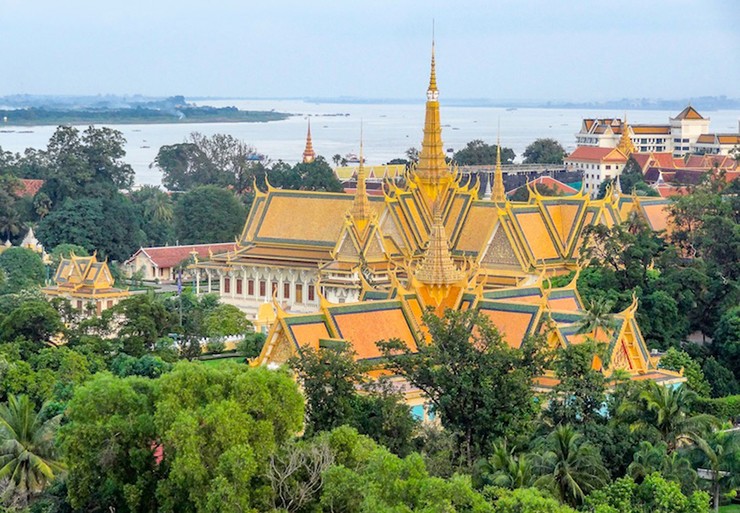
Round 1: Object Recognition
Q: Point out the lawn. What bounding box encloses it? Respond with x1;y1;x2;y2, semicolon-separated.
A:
199;355;246;367
719;505;740;513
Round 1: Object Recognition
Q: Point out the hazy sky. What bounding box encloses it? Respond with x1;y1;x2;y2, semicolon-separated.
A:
2;0;738;100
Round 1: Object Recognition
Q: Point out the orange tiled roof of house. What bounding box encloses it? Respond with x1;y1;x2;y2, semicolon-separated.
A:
16;179;44;198
567;146;627;163
126;243;237;269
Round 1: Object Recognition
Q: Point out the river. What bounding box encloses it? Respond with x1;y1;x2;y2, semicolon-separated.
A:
1;99;738;186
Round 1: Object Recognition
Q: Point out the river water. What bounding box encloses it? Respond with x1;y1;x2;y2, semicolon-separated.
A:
1;99;738;186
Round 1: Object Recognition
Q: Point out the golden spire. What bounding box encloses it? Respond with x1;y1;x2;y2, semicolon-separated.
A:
415;206;464;287
414;39;451;200
302;119;316;163
616;114;636;156
351;124;372;232
492;129;506;203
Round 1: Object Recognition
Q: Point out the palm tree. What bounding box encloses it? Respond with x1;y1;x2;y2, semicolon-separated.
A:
532;425;609;507
0;210;23;242
577;298;617;342
693;430;740;513
628;441;697;494
476;442;533;490
635;382;717;452
0;395;64;506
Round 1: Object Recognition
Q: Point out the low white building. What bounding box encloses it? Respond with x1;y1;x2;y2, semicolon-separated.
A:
124;243;237;283
564;147;628;197
692;133;740;155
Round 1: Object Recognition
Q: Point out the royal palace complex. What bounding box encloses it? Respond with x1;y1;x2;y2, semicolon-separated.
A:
193;47;684;404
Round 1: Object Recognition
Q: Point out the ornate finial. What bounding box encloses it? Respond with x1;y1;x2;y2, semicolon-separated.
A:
482;171;492;199
616;113;635;156
492;123;506;203
302;119;316;163
351;122;372;231
428;31;438;99
414;36;451;202
414;204;464;286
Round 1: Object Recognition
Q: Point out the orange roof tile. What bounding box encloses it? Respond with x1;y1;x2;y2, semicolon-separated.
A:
16;179;44;198
566;146;627;163
674;105;704;120
331;303;417;360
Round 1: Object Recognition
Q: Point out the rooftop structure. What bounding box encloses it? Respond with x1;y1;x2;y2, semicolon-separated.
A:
43;252;129;315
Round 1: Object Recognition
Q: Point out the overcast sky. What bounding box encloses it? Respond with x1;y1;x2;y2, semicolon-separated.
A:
2;0;738;100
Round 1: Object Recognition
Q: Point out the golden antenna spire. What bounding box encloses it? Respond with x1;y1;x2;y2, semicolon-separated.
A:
414;33;451;203
616;113;635;156
492;120;506;203
302;119;316;163
351;121;372;232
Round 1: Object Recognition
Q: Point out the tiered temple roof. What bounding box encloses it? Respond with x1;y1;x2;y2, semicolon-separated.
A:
256;270;683;388
44;252;129;300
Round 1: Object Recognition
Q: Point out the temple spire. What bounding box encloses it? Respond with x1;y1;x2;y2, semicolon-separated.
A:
351;124;372;232
415;205;463;287
414;39;450;201
302;119;316;163
492;129;506;203
616;114;636;156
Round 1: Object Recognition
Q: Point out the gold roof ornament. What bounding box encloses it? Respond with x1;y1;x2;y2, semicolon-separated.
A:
414;39;454;204
302;119;316;163
617;114;636;156
350;124;372;232
414;205;464;287
492;130;506;204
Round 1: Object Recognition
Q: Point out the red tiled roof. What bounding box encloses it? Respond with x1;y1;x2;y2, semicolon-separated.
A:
16;179;44;198
652;153;677;169
631;153;652;172
126;243;237;268
566;146;627;163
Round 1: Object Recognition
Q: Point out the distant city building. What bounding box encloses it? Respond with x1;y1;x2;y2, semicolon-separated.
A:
575;106;713;157
43;253;129;315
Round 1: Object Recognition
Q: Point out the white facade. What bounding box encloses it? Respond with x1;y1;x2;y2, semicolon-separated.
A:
576;107;711;157
194;265;321;320
564;147;627;197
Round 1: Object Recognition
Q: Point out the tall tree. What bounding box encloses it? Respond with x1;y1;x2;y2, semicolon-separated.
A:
631;382;717;451
173;185;246;244
532;425;609;507
453;140;515;166
0;395;64;507
0;248;45;295
522;138;566;164
378;309;545;465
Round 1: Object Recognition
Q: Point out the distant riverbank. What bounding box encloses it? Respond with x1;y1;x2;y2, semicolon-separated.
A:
0;105;291;127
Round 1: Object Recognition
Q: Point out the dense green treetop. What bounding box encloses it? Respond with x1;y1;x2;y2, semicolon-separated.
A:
522;138;566;164
0;247;45;295
453;140;515;166
173;185;246;245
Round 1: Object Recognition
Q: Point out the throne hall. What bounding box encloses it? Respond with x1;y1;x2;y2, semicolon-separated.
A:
193;47;681;391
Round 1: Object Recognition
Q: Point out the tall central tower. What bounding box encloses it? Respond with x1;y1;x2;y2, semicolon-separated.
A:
413;42;454;206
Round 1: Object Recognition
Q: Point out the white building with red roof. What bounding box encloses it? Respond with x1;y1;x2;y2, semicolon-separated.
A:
124;243;237;282
564;146;628;197
575;106;712;157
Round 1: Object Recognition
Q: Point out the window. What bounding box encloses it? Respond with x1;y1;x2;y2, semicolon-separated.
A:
259;280;266;297
271;281;278;296
76;300;83;311
308;285;315;301
236;279;242;295
295;284;303;303
248;279;254;295
223;277;230;294
283;282;290;299
107;300;113;309
605;165;611;170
